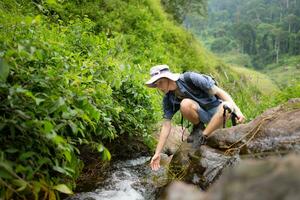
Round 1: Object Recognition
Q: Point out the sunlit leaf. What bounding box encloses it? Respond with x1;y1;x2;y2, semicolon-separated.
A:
102;147;111;161
53;184;73;194
97;144;104;152
53;164;72;177
47;0;57;5
35;98;45;105
63;150;72;162
43;121;53;134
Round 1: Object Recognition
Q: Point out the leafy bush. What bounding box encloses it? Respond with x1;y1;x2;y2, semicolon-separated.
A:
0;1;156;198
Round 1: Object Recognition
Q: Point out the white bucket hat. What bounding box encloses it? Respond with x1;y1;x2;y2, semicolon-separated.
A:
145;64;180;88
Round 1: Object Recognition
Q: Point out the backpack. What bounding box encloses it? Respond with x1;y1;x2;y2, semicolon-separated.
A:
183;72;219;99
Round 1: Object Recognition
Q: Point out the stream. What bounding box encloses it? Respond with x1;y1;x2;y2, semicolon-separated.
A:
67;156;159;200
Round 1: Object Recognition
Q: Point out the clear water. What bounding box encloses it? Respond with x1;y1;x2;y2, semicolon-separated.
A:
67;156;158;200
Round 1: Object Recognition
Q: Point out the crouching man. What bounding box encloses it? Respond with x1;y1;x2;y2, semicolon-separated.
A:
145;65;245;171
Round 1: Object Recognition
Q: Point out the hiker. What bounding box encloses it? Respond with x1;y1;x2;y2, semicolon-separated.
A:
145;65;245;171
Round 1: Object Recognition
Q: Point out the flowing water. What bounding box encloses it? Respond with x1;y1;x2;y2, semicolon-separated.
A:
67;156;159;200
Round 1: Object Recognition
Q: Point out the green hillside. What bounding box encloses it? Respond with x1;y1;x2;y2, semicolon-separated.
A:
230;65;280;95
262;55;300;87
188;0;300;68
0;0;298;199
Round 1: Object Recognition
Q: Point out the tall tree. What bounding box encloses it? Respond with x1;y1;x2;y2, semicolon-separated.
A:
232;23;257;54
161;0;207;23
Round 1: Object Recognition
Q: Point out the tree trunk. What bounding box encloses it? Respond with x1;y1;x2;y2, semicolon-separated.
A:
280;12;282;23
276;40;280;64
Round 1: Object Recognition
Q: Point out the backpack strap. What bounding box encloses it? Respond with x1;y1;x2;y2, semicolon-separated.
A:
183;72;221;104
183;72;198;91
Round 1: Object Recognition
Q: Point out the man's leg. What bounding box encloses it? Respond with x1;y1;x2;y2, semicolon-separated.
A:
203;101;234;137
180;98;200;125
180;99;206;145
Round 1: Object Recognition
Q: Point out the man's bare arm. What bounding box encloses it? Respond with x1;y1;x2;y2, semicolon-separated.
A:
155;120;172;154
210;85;245;123
150;119;172;170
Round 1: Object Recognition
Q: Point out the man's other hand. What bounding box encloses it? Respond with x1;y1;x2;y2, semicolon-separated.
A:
236;111;246;123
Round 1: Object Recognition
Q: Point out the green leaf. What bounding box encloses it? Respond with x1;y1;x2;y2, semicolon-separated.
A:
68;121;78;134
12;179;27;192
53;135;65;145
32;181;41;199
19;152;35;161
0;162;15;180
0;59;10;82
47;0;57;5
102;147;111;161
97;144;104;152
49;97;65;114
63;150;72;162
53;184;73;194
43;121;53;134
15;165;28;174
49;190;56;200
0;168;14;179
5;148;18;153
53;165;72;177
35;98;45;106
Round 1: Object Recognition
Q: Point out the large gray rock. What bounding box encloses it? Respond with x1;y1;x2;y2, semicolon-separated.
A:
205;154;300;200
162;154;300;200
159;181;205;200
168;142;239;190
208;98;300;155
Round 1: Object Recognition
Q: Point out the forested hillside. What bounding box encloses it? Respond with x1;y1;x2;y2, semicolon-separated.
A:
187;0;300;85
0;0;299;199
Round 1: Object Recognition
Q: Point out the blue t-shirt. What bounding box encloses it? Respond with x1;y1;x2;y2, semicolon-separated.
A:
163;72;220;119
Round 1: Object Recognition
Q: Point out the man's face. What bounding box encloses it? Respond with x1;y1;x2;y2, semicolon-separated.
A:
155;78;169;94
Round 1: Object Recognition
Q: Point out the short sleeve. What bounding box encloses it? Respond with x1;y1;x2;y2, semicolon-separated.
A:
163;96;173;119
162;94;178;120
189;72;215;92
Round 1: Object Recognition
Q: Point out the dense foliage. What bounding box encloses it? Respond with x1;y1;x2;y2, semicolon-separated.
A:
0;0;222;199
187;0;300;68
0;0;160;199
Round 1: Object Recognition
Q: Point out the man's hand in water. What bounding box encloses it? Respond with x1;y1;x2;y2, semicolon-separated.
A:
150;153;161;171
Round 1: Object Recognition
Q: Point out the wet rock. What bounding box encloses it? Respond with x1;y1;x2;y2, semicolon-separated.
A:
161;154;300;200
168;142;239;190
159;181;205;200
205;154;300;200
155;125;188;155
148;153;173;188
208;98;300;155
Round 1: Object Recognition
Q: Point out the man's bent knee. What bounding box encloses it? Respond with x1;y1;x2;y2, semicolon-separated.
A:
180;99;199;114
